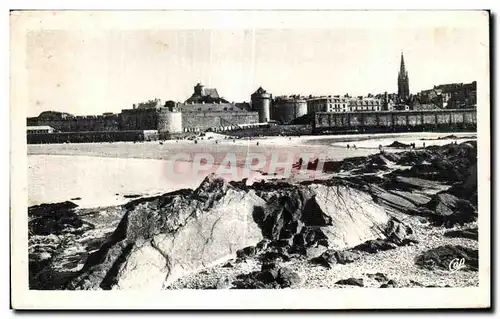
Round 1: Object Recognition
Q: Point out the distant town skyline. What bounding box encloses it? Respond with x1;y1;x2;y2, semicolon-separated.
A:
26;17;485;117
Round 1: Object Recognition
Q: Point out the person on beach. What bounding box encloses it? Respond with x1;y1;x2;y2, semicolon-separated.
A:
423;142;426;148
347;144;350;149
379;144;384;154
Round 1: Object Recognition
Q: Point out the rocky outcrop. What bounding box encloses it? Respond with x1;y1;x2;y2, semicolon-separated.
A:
444;227;478;240
392;141;477;183
67;176;266;290
335;278;364;287
415;245;478;271
29;201;85;236
422;192;477;227
64;175;391;290
310;249;362;268
386;141;411;148
232;264;302;289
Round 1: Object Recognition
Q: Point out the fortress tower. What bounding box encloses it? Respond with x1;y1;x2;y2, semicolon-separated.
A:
398;52;410;101
251;87;271;123
158;103;183;134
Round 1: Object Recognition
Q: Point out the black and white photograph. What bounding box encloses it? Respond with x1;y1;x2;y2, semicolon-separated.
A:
10;9;490;309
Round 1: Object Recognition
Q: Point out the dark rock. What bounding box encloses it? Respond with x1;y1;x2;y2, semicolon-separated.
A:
28;201;84;236
415;245;478;271
257;269;279;284
236;246;257;259
273;238;293;248
396;149;433;166
256;239;271;252
232;271;279;289
384;217;414;244
401;238;419;246
336;278;364;287
366;272;389;283
305;246;327;259
444;227;478;240
222;261;234;268
424;192;477;227
334;250;361;264
277;267;301;288
410;280;425;287
310;249;337;268
70;197;82;200
243;246;257;257
123;194;141;199
387;141;411;148
287;220;304;235
353;239;399;254
393;142;477;183
447;163;477;205
301;196;333;226
292;233;305;247
317;238;329;247
380;279;398;288
310;249;361;268
261;261;277;271
259;251;291;263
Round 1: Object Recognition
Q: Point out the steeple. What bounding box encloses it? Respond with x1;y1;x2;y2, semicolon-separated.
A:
399;52;406;74
397;52;410;101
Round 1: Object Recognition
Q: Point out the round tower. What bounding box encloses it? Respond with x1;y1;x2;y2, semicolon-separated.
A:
251;87;271;123
158;105;183;135
294;98;308;119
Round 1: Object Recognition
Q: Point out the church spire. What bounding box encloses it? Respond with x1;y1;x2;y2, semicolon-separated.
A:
399;52;406;74
397;52;410;101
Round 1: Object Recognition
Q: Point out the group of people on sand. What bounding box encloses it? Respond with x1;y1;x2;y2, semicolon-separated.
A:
346;144;357;150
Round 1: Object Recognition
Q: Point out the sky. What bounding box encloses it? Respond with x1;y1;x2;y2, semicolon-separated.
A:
25;24;486;116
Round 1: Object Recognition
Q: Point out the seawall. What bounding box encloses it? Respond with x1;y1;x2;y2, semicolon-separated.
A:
313;108;477;134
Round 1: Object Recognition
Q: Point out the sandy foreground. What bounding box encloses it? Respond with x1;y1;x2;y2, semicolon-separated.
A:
28;132;476;208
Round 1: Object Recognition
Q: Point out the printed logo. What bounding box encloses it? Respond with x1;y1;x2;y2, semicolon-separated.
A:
448;258;466;272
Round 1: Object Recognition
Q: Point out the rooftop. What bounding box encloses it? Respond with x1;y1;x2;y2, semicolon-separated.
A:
185;83;229;104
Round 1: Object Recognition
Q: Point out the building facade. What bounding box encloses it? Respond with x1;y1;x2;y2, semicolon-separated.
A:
307;96;350;113
307;95;382;113
348;97;383;112
418;81;477;109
